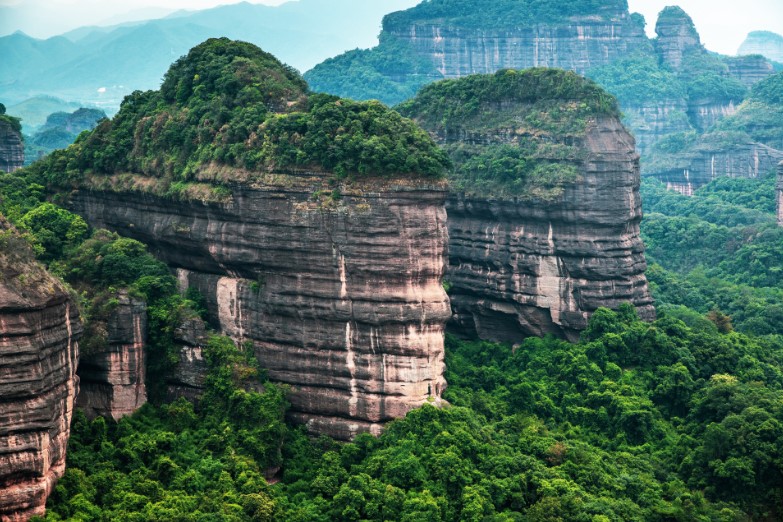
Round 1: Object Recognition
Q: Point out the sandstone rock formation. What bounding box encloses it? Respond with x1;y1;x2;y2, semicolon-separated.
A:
166;312;209;403
727;55;776;88
0;120;23;174
68;176;451;440
76;291;147;420
738;31;783;63
654;6;701;71
623;101;692;154
399;70;655;343
0;219;81;521
648;141;783;196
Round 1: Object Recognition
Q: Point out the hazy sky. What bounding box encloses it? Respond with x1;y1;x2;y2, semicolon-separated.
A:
2;0;782;56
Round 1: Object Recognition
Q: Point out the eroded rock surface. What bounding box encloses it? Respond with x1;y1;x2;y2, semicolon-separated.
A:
0;220;81;521
76;292;147;420
68;176;451;440
654;6;701;71
444;117;655;342
0;120;23;174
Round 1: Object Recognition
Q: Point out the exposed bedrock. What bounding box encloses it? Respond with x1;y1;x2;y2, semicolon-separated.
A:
654;6;701;71
444;117;655;343
623;100;692;155
727;55;775;88
687;99;737;133
68;177;451;440
648;142;783;196
0;120;23;174
76;291;147;420
0;224;81;521
391;18;649;79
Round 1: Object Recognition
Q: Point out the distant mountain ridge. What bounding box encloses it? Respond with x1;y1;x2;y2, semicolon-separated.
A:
0;0;418;112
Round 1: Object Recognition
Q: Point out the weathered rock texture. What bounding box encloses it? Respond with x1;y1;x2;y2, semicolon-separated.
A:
687;99;738;133
0;120;24;174
624;101;691;154
166;312;208;403
738;31;783;64
654;6;701;71
76;292;147;420
68;175;451;440
443;117;655;342
0;221;81;521
727;55;776;88
387;15;649;79
648;142;783;196
777;161;783;227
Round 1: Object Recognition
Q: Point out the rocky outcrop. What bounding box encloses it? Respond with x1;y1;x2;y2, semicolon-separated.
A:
385;14;648;79
624;101;692;155
0;120;23;174
687;99;737;133
0;220;81;521
68;175;451;440
738;31;783;64
654;6;701;71
777;161;783;227
444;117;655;342
166;313;208;402
726;55;775;88
76;292;147;420
647;141;783;196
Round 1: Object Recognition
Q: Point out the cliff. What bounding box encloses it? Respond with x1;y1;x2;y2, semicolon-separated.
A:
68;177;451;440
738;31;783;64
0;218;81;521
654;6;701;71
726;55;776;88
30;38;452;440
0;118;24;174
76;291;147;420
399;69;655;342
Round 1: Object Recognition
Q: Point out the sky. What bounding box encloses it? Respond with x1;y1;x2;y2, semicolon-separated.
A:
1;0;782;56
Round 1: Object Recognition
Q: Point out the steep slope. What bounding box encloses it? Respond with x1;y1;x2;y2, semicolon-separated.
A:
645;72;783;193
778;161;783;226
307;1;770;160
399;69;655;342
0;114;24;173
0;0;418;110
30;38;451;440
0;217;81;520
739;31;783;63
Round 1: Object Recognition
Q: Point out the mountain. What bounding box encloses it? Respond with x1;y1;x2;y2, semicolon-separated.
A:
739;30;783;63
0;0;418;111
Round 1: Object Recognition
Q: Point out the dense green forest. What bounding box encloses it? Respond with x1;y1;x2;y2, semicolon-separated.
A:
382;0;631;31
2;36;782;522
397;69;616;197
23;108;107;165
26;37;448;197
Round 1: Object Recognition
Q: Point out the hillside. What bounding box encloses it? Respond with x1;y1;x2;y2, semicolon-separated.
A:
0;0;418;111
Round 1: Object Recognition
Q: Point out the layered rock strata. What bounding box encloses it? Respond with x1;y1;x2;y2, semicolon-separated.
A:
68;175;451;440
738;31;783;64
76;292;147;420
727;55;775;88
385;15;649;79
0;221;81;521
0;120;23;174
166;313;208;402
444;117;655;342
654;6;701;71
624;101;692;155
648;142;783;196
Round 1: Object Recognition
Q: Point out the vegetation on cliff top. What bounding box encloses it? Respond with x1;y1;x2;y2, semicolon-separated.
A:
383;0;631;31
398;68;617;198
26;38;449;193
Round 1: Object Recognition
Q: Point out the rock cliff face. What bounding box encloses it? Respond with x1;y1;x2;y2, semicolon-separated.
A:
687;99;738;132
166;313;209;403
444;116;655;342
727;55;775;88
0;220;81;521
654;6;701;71
777;161;783;227
399;70;655;343
648;142;783;196
76;292;147;420
624;101;691;154
0;120;24;174
386;17;649;79
738;31;783;63
68;176;451;440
